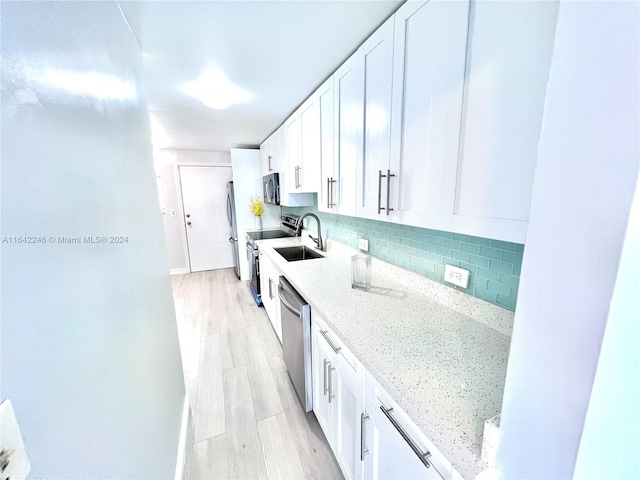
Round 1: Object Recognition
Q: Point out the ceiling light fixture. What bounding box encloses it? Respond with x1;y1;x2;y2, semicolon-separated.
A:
180;68;254;110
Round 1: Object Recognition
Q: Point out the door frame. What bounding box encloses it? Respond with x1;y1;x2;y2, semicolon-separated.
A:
175;162;233;273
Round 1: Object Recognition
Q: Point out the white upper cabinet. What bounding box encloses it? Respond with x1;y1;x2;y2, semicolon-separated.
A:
358;17;395;220
334;50;364;217
296;93;321;193
317;77;337;213
284;113;300;193
261;132;279;177
451;0;558;243
264;117;313;207
388;0;470;231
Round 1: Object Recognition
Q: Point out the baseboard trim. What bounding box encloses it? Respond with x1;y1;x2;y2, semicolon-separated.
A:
170;267;190;276
174;394;189;480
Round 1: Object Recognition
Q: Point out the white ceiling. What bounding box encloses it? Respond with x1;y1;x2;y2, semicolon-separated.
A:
118;1;403;152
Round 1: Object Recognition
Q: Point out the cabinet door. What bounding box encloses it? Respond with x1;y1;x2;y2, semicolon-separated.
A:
259;253;278;331
389;0;470;230
358;16;395;220
333;355;365;480
318;77;336;213
367;404;444;480
263;133;278;175
334;50;364;217
312;319;335;441
284;114;300;194
451;1;558;243
298;94;321;193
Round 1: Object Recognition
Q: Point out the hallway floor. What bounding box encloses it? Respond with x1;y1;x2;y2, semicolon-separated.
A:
172;268;342;479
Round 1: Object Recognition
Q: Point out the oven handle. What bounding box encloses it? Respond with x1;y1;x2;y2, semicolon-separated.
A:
246;242;258;254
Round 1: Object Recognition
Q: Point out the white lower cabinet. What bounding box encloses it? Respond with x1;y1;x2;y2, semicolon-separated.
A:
312;310;365;480
312;311;455;480
363;373;452;480
259;252;281;342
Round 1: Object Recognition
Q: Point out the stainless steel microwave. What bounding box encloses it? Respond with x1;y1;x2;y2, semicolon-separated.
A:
263;172;280;205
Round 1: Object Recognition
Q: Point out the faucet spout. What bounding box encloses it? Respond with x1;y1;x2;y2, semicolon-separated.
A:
296;213;325;251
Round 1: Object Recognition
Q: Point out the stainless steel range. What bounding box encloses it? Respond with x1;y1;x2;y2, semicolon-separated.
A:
245;214;299;305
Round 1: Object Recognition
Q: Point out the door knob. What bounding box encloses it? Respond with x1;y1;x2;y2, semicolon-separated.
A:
186;214;191;218
187;221;192;226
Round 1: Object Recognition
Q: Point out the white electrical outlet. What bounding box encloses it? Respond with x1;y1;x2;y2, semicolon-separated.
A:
444;264;470;288
358;238;369;251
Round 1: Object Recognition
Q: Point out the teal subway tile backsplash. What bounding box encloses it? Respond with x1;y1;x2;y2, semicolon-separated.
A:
283;206;524;311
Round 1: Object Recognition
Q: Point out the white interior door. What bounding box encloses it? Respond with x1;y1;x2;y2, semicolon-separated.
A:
179;165;233;272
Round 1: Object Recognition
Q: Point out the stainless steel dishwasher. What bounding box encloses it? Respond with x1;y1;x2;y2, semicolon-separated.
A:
278;276;313;412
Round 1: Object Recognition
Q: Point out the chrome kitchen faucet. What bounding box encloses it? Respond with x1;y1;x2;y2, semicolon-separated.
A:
296;213;326;252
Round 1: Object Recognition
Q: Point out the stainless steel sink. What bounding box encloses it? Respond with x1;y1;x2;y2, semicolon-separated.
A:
274;246;325;262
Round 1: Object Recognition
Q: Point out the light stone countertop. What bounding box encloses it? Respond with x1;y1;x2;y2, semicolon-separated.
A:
256;235;512;479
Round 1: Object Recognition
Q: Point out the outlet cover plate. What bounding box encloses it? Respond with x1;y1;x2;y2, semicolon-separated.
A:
444;264;470;288
358;238;369;251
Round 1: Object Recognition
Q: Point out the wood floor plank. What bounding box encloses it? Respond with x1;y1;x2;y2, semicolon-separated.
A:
192;434;228;480
178;313;203;380
186;271;205;316
194;334;225;443
251;303;283;359
223;365;268;480
245;326;284;421
258;413;307;480
268;354;343;480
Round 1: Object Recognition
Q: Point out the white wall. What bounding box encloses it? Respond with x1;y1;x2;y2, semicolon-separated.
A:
497;1;639;478
573;174;640;479
153;149;232;273
0;2;186;477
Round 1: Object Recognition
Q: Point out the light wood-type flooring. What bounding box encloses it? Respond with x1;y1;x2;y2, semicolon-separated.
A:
172;268;343;480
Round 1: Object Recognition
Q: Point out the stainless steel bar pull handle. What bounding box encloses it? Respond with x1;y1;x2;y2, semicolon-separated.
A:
377;170;384;214
328;177;337;208
328;364;335;403
323;359;329;396
361;413;371;461
268;155;272;171
380;404;432;469
320;330;341;354
386;169;395;216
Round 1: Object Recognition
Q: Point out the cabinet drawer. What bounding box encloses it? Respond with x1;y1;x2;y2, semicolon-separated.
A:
366;372;452;479
312;310;364;380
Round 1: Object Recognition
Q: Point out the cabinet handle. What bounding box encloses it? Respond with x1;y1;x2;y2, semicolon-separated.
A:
386;169;395;216
268;155;272;171
268;278;273;299
380;403;432;469
323;358;329;396
361;413;371;460
377;170;384;214
320;329;341;354
327;177;337;208
328;364;335;403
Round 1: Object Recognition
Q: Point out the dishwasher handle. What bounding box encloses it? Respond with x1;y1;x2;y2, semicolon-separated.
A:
278;284;302;318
